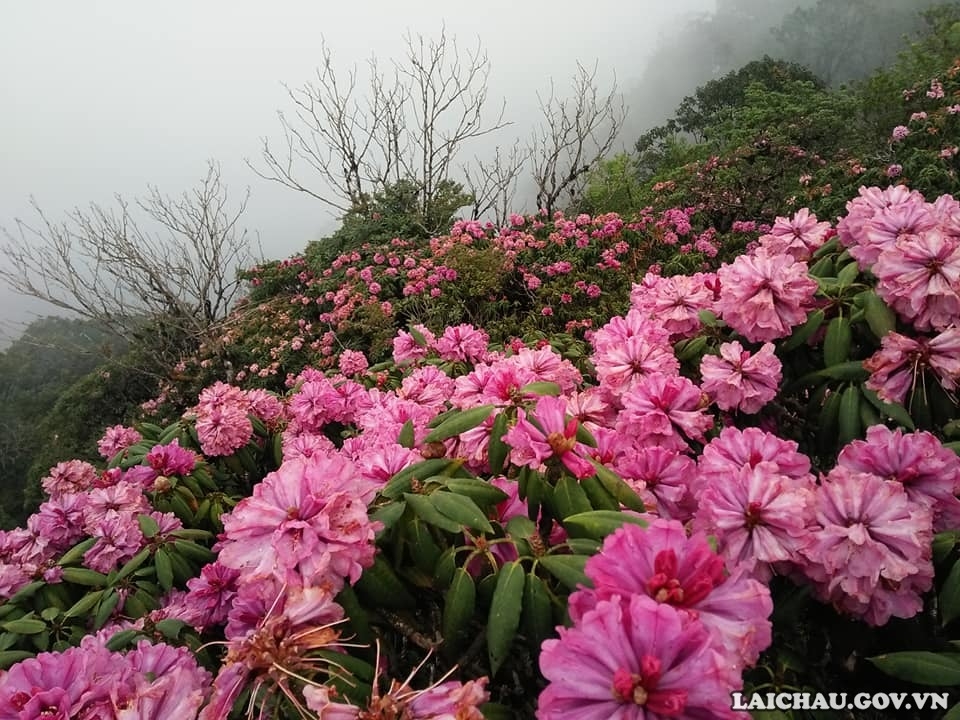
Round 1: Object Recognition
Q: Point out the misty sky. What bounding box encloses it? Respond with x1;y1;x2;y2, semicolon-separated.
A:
1;0;715;342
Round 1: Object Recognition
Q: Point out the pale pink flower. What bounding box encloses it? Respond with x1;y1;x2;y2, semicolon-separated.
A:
700;341;781;414
98;425;143;460
629;271;717;338
41;459;99;499
617;373;713;452
874;229;960;331
594;334;680;397
338;349;369;376
693;462;816;582
758;208;832;261
801;468;933;626
717;248;818;342
698;427;812;486
837;425;960;531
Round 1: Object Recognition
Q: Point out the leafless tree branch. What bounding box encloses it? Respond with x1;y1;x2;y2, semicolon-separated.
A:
0;161;258;348
461;141;530;225
530;62;627;215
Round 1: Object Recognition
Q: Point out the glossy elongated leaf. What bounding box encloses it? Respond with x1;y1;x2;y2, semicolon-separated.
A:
781;308;825;351
423;405;494;444
538;555;590;591
579;475;618;511
137;514;160;539
552;475;593;520
155;548;174;592
823;316;852;367
94;588;120;630
487;561;525;676
589;460;646;512
522;572;554;651
116;547;151;581
404;493;462;533
430;492;494;534
869;652;960;685
105;629;140;652
61;567;109;587
382;458;455;499
837;384;862;445
64;590;105;619
398;420;416;449
406;516;442;574
563;510;649;540
442;568;476;658
519;381;561;397
487;411;510;476
1;617;46;635
443;478;509;507
57;538;98;567
0;651;35;669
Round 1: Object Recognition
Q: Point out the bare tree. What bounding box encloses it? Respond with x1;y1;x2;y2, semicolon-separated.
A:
530;63;628;215
461;141;530;225
0;161;256;346
254;28;513;226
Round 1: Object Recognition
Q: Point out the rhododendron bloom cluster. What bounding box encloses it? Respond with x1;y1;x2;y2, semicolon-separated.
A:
700;341;781;414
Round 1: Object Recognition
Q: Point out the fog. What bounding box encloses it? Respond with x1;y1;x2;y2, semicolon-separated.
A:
4;0;814;345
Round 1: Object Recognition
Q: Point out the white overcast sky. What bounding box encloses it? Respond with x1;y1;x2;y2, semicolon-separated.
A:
0;0;715;339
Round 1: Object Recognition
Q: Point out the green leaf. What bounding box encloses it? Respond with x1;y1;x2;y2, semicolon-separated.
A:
860;387;915;430
442;568;476;658
430;492;494;533
943;701;960;720
61;567;109;587
487;411;510;476
382;458;456;499
823;315;852;367
698;309;719;327
137;513;159;541
94;588;120;630
589;460;646;512
551;475;593;520
443;478;509;507
578;475;619;511
781;308;825;351
116;547;152;581
1;617;46;635
936;532;960;565
563;510;649;541
63;590;105;619
575;422;597;448
423;405;495;444
155;618;186;640
519;381;561;397
0;651;35;669
942;560;960;626
57;538;97;567
522;572;554;651
171;539;216;565
538;555;590;591
869;651;960;685
397;420;416;449
487;561;525;676
155;548;174;592
105;628;141;651
404;493;463;533
862;290;896;339
370;501;407;532
477;703;514;720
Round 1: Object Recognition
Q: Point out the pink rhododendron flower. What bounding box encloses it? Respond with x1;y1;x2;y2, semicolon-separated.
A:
193;382;253;457
873;229;960;331
392;324;437;364
758;208;833;261
700;341;781;414
591;309;672;353
594;334;680;398
570;520;772;670
538;594;746;720
864;326;960;403
435;323;490;363
698;427;812;486
98;425;143;460
399;365;455;409
338;348;369;376
181;561;241;631
244;388;284;426
801;468;934;626
837;425;960;531
629;271;717;338
146;439;197;476
503;395;595;479
616;447;697;521
717;248;818;342
693;462;816;582
617;373;713;452
217;454;380;590
40;459;99;499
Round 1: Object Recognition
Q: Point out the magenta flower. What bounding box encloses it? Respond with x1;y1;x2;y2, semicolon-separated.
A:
538;595;746;720
570;520;772;670
617;373;713;452
800;468;934;626
392;324;437;364
435;323;490;363
700;341;781;414
338;348;369;376
503;395;595;479
217;454;380;590
146;439;197;476
837;425;960;531
181;561;241;631
594;335;680;399
717;248;818;342
630;272;717;339
194;405;252;458
616;447;697;521
693;462;816;582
